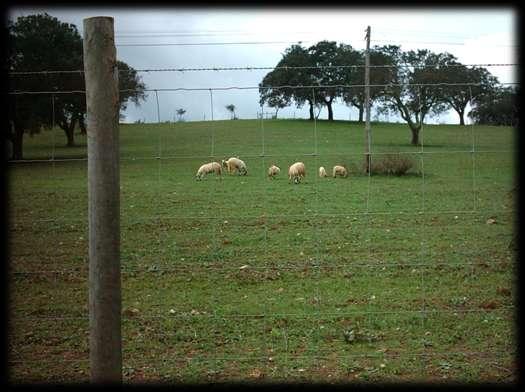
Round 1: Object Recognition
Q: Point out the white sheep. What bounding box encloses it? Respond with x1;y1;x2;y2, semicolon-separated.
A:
288;162;306;184
196;161;222;180
319;166;328;178
268;165;281;179
222;157;247;176
332;165;348;178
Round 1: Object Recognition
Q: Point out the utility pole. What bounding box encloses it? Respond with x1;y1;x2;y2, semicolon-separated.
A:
364;25;372;174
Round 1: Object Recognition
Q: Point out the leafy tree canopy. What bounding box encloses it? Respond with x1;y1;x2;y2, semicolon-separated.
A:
7;13;146;159
468;86;518;126
375;46;453;145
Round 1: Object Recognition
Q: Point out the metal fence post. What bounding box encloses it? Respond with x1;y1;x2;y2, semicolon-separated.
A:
83;16;122;383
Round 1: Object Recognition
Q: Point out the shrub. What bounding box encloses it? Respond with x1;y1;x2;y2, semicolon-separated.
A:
368;154;415;176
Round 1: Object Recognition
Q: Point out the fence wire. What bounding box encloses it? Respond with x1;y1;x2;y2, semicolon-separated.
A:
8;63;518;76
7;81;520;95
8;68;517;382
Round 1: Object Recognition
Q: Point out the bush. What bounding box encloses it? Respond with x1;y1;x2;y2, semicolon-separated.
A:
368;154;415;176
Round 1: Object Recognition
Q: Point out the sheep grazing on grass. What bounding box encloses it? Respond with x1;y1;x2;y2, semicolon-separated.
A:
332;165;348;178
222;157;248;176
196;162;222;180
319;166;328;178
288;162;306;184
268;165;281;179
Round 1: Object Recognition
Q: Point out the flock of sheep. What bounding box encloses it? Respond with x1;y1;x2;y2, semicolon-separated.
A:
196;157;348;183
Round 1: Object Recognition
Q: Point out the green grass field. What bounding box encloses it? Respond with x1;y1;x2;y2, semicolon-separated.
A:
8;119;516;383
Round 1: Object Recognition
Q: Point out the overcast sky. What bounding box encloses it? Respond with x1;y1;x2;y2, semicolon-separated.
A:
8;6;517;124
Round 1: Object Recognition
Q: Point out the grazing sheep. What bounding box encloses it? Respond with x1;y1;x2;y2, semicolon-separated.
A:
332;165;348;178
222;157;248;176
268;165;281;179
319;166;328;178
288;162;306;184
196;161;222;180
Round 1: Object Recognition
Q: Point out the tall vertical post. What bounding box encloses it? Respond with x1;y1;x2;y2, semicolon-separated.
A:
364;25;372;174
83;16;122;383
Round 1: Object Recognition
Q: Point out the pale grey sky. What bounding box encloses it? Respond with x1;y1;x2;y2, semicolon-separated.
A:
8;7;517;124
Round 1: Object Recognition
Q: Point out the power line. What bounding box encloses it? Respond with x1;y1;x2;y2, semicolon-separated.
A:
375;28;481;39
114;31;322;38
115;40;313;47
370;39;517;48
114;27;506;42
113;38;516;48
114;28;324;34
374;28;514;42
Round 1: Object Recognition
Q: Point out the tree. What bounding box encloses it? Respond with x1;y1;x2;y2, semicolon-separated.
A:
375;46;450;146
52;61;145;144
226;104;237;120
259;69;289;117
7;13;83;158
307;41;341;121
259;46;292;117
7;13;146;159
176;108;186;122
339;47;393;122
260;41;369;122
116;60;146;122
267;95;289;119
259;44;317;121
468;85;518;126
439;62;499;125
337;46;365;122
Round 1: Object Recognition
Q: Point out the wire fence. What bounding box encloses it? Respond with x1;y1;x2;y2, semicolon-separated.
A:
8;63;518;75
7;48;517;382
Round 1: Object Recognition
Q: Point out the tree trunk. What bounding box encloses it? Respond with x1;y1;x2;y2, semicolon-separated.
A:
79;115;87;135
64;117;77;147
309;102;314;121
5;139;13;160
410;126;421;146
12;123;24;160
325;97;334;121
358;106;364;122
459;110;465;126
327;101;334;121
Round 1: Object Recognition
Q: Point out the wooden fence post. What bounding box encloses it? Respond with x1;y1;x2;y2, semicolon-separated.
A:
83;16;122;383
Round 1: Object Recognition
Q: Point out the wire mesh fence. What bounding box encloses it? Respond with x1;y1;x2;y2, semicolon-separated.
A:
7;58;517;383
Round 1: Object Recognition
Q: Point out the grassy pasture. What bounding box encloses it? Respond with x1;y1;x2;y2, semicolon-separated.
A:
8;119;516;383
